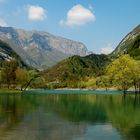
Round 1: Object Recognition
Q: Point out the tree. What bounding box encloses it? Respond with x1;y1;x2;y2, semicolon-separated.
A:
106;55;140;93
96;76;110;91
15;68;29;91
132;61;140;93
22;70;39;91
85;77;97;90
1;60;17;88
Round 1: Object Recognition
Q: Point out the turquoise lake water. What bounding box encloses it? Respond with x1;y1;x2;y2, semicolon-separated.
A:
0;90;139;140
26;89;125;94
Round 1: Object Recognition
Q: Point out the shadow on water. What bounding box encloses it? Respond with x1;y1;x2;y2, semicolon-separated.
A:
0;92;139;140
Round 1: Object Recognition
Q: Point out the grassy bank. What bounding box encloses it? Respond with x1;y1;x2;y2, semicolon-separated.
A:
0;89;22;93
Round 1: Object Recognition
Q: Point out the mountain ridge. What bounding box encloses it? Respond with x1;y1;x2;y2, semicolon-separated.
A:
0;26;90;69
112;24;140;57
0;39;27;68
0;24;139;72
43;54;111;87
43;24;140;87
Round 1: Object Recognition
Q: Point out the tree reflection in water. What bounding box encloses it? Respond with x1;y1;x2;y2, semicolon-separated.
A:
0;93;139;140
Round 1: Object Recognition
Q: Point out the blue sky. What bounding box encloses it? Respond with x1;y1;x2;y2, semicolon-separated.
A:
0;0;140;54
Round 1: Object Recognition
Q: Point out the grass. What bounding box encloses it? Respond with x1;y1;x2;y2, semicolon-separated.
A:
0;88;22;93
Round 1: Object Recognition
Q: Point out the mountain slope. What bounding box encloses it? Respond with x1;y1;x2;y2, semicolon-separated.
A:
127;34;140;59
43;54;111;87
112;24;140;58
0;26;89;69
0;40;27;67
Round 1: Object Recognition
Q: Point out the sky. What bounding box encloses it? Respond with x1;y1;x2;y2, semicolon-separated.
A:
0;0;140;54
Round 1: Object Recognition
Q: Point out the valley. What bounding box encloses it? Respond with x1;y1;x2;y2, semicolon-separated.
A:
0;24;139;92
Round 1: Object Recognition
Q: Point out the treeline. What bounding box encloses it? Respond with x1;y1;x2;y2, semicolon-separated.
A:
43;55;140;93
79;55;140;93
42;54;111;89
0;60;44;90
0;55;140;93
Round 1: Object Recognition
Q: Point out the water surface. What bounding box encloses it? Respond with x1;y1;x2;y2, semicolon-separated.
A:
0;91;140;140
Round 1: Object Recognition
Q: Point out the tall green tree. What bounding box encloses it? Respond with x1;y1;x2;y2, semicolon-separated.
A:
1;60;17;88
15;68;29;90
106;55;140;93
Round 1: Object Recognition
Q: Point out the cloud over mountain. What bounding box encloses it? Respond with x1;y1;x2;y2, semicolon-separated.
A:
27;5;47;21
60;4;96;27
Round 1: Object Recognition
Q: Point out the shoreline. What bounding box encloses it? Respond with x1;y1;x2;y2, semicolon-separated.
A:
0;88;138;94
0;89;22;94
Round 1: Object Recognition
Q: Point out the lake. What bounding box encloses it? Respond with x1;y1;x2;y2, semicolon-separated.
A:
0;90;140;140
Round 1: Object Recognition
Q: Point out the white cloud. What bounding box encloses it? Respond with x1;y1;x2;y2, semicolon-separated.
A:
0;19;8;27
27;5;46;21
101;43;114;54
60;4;96;27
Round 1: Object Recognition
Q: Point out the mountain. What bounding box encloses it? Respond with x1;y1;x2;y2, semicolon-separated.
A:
0;26;89;69
112;24;140;59
43;54;111;87
0;40;27;67
127;34;140;59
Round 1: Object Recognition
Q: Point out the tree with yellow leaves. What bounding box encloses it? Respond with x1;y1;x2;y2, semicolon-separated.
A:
106;55;140;93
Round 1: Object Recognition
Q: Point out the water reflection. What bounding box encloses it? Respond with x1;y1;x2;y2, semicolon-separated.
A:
0;93;139;140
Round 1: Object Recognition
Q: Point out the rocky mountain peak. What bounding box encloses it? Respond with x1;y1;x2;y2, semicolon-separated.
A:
112;24;140;56
0;26;90;69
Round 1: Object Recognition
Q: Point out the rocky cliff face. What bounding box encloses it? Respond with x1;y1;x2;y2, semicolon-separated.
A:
0;26;89;69
0;40;27;67
112;24;140;56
